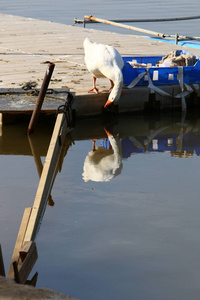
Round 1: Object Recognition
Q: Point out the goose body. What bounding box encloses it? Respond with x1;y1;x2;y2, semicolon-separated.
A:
83;38;124;107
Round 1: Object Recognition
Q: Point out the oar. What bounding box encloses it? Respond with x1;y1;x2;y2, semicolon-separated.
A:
83;15;200;41
84;15;168;38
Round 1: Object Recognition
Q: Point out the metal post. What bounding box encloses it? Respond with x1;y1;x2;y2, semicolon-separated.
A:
27;62;55;135
175;33;179;44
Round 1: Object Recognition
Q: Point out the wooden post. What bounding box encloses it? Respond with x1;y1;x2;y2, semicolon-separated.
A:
0;113;2;126
0;244;5;277
27;62;55;135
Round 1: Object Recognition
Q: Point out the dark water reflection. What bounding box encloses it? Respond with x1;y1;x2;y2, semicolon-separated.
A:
1;113;200;300
78;113;200;182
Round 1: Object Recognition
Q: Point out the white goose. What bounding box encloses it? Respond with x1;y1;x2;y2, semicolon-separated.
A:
83;38;124;108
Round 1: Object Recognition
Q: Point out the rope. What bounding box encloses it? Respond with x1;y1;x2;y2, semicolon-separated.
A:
126;66;196;111
56;91;74;127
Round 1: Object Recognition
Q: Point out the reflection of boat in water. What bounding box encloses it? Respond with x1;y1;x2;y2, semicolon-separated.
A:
79;113;200;181
100;121;200;159
1;113;200;160
111;132;199;158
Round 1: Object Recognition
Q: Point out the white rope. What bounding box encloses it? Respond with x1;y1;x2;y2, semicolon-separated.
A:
146;68;171;96
176;66;186;111
126;65;197;112
127;71;146;88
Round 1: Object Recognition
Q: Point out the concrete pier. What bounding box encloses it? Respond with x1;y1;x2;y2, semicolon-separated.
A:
1;13;200;118
0;276;77;300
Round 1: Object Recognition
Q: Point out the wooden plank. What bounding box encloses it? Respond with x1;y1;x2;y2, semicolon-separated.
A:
7;207;32;278
27;63;55;135
12;261;20;283
25;271;38;286
12;242;38;284
24;112;70;242
28;135;54;206
18;241;38;284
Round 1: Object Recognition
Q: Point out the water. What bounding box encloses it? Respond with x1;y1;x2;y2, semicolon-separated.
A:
1;1;200;299
1;113;200;300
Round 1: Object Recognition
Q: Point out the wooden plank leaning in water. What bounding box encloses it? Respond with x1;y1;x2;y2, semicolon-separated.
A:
7;94;73;282
16;241;38;284
7;207;32;278
12;241;38;284
24;110;71;242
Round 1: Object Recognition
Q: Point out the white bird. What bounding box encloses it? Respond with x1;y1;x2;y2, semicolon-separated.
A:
83;37;124;108
82;129;123;182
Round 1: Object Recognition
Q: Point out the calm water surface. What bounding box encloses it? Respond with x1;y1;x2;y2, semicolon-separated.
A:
1;113;200;300
1;1;200;299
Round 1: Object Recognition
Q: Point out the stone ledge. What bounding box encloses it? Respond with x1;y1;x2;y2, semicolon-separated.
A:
0;276;78;300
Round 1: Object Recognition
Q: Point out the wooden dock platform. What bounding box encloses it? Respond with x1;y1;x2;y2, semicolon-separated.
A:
1;13;200;118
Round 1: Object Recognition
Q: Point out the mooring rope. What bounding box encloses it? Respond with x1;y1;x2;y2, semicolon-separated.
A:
56;91;74;127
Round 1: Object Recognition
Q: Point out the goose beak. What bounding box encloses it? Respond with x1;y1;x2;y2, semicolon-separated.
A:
104;99;113;108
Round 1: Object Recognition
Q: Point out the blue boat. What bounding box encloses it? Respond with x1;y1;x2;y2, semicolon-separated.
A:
122;50;200;87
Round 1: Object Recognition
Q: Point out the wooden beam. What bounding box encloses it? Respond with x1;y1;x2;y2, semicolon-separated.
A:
17;241;38;284
0;113;2;126
28;135;55;206
7;207;32;278
24;111;71;242
12;242;38;284
25;271;38;286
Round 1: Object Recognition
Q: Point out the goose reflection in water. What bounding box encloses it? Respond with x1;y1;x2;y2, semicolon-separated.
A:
82;128;123;182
